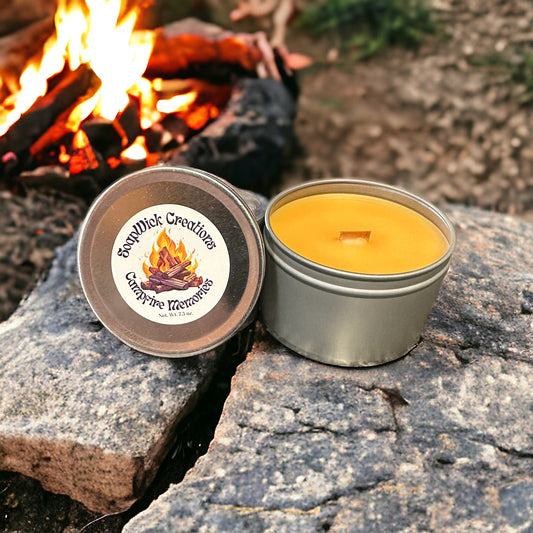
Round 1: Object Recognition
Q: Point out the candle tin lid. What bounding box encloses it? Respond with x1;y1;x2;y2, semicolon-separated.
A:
78;166;265;357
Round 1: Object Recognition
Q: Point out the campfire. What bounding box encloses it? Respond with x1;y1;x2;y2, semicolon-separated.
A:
0;0;296;194
141;229;202;293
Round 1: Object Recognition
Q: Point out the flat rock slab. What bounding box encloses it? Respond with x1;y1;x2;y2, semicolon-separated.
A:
125;206;533;532
0;235;223;513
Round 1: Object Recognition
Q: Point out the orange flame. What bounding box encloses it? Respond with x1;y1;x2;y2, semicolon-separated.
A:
143;229;197;278
0;0;155;136
156;91;197;115
72;129;90;150
0;0;232;168
69;129;99;173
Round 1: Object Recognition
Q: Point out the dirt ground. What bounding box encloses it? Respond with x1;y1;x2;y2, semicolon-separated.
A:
279;0;533;220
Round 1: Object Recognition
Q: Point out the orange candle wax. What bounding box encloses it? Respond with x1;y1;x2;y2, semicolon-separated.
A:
269;193;449;274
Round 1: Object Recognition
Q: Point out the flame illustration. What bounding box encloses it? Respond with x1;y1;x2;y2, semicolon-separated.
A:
143;228;198;279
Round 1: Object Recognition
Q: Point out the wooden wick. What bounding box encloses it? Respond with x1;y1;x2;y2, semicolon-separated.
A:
339;230;371;243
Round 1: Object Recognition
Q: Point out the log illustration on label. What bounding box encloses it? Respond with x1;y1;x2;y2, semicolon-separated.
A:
140;229;203;293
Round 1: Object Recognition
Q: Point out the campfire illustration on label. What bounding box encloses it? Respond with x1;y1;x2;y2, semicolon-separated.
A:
140;229;203;293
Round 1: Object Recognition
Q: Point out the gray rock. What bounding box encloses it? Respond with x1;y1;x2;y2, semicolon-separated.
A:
0;235;223;513
124;205;533;532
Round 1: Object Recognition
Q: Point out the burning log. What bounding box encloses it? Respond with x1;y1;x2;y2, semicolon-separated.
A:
29;80;104;158
146;18;279;80
0;17;54;98
0;64;101;159
0;0;55;37
75;98;143;162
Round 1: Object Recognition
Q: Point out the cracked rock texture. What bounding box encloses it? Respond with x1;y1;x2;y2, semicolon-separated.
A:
124;205;532;532
0;235;222;514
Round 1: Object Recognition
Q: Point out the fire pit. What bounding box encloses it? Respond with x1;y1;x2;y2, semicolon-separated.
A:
0;0;297;320
0;0;297;191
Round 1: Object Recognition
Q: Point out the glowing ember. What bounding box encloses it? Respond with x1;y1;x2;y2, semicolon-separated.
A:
58;145;70;164
156;91;197;115
121;135;149;161
186;104;219;130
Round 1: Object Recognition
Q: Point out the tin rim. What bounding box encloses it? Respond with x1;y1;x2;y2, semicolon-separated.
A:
78;165;265;357
264;178;456;282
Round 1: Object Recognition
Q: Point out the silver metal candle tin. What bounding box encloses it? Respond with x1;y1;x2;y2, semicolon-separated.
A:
78;166;265;357
260;179;456;367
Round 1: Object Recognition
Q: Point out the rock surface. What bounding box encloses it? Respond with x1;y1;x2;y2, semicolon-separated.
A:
0;235;224;513
124;205;533;532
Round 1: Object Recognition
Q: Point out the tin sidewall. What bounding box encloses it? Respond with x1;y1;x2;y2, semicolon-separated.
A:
260;179;455;367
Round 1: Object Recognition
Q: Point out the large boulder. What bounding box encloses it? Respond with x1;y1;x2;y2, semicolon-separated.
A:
0;235;224;513
124;205;533;532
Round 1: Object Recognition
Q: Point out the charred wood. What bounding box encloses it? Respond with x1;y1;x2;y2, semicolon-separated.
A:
81;99;142;161
29;79;103;158
169;77;297;194
146;18;262;80
15;166;102;199
0;0;55;37
0;65;101;162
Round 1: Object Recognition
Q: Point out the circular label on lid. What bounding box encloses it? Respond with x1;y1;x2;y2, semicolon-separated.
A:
111;204;230;325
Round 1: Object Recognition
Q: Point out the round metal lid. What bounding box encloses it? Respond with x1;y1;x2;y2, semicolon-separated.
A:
78;166;265;357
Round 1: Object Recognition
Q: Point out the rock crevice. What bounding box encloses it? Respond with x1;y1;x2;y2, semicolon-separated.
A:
0;235;225;513
124;205;533;532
